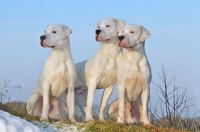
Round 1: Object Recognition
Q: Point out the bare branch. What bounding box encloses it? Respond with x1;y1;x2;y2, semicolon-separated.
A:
152;66;194;130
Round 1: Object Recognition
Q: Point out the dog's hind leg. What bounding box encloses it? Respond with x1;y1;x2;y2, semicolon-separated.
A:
108;99;118;121
26;91;41;115
75;88;87;121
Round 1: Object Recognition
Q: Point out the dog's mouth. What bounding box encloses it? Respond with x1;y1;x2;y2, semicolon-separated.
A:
40;41;55;48
40;41;45;47
96;35;110;42
118;41;132;49
95;36;99;41
118;42;123;48
128;46;133;49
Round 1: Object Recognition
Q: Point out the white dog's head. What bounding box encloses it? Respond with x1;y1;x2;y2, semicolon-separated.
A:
40;24;72;49
118;25;151;50
95;18;125;42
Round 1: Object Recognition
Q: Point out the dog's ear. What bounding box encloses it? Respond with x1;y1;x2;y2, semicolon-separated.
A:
61;25;72;38
112;18;125;32
66;27;73;35
139;26;151;42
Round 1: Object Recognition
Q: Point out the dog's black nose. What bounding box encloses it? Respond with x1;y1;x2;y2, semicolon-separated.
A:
95;29;101;35
118;36;125;41
40;35;46;41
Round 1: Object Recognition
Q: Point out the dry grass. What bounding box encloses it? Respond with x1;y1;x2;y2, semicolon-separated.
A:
5;101;26;113
78;120;191;132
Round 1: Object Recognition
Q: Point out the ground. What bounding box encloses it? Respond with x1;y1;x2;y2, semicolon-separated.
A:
0;110;80;132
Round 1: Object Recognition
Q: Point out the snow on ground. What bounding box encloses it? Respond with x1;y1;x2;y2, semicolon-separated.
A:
0;110;81;132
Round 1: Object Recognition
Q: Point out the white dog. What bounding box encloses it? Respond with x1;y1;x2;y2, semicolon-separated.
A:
26;24;76;122
74;18;125;121
108;24;152;125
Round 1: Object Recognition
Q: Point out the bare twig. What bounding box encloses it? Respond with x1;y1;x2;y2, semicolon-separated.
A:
0;78;22;104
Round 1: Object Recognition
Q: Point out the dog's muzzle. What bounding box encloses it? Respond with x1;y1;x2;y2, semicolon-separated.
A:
39;35;54;48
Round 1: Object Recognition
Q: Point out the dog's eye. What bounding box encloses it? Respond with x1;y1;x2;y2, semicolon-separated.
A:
106;25;110;28
98;26;100;28
122;31;124;33
52;31;56;33
131;31;134;34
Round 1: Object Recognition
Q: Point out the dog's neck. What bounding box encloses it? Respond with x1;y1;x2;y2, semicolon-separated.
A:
50;42;72;62
99;38;122;59
124;41;148;64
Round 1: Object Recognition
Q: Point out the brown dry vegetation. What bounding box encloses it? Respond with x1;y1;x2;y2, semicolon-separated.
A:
5;101;26;114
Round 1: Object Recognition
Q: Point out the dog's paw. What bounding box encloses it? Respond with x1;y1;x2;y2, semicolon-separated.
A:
26;107;33;115
142;122;154;127
142;120;151;126
99;117;105;121
99;119;105;122
40;115;49;122
27;111;32;115
117;116;125;123
117;121;124;124
85;117;94;121
117;118;124;124
69;117;76;123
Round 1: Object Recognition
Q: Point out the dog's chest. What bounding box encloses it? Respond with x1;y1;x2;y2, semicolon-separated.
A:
97;65;117;88
50;66;70;97
124;69;145;102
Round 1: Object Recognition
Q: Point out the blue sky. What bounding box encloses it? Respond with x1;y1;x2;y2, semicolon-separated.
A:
0;1;200;115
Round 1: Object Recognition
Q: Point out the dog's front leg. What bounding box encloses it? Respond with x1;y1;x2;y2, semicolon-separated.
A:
117;83;125;123
141;84;150;125
85;80;96;121
40;81;50;121
99;85;114;121
66;85;76;122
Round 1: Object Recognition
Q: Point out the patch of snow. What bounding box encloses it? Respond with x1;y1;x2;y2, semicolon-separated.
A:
0;110;81;132
33;121;81;132
0;110;40;132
